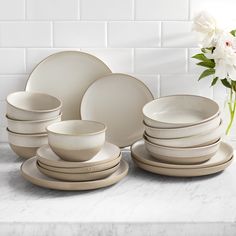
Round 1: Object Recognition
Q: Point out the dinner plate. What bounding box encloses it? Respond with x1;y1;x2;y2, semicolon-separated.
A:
37;154;121;173
21;158;129;191
26;51;111;120
37;143;120;168
133;157;233;177
81;73;154;147
37;161;120;181
131;140;233;169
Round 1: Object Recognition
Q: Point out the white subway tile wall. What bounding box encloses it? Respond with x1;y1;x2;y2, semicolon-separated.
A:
0;0;232;141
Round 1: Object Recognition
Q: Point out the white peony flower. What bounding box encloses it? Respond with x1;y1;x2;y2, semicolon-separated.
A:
192;11;221;48
212;33;236;80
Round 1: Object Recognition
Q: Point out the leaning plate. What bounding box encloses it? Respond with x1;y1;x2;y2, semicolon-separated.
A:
37;161;120;181
37;154;121;173
81;73;154;147
37;143;120;168
26;51;111;120
133;157;233;177
21;157;129;191
131;140;233;169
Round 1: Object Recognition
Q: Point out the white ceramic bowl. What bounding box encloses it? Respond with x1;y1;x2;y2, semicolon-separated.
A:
7;129;48;158
143;95;219;128
144;120;223;148
7;113;62;134
47;120;106;162
6;91;62;120
144;114;221;139
144;137;221;164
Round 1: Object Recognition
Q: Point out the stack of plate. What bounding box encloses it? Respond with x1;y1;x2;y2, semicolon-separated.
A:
6;91;62;159
21;120;129;190
131;95;234;177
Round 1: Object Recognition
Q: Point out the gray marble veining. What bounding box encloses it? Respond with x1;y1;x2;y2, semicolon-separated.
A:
0;143;236;235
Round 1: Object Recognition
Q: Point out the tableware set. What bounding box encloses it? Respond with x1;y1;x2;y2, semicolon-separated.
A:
5;51;234;191
6;91;62;158
132;95;234;177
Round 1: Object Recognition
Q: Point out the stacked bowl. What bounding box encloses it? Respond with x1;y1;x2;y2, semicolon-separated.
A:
33;120;126;184
6;91;62;158
131;95;234;177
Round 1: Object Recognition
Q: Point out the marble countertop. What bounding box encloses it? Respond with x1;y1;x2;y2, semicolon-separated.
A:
1;143;236;236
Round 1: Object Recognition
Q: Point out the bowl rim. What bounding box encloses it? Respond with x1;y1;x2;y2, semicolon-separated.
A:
143;135;221;151
142;94;220;126
6;113;62;123
6;91;62;113
7;128;48;137
46;120;107;136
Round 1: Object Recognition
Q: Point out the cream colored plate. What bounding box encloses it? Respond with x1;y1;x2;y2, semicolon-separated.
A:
131;140;233;169
21;158;129;191
133;157;233;177
37;155;121;173
37;143;120;168
37;161;120;181
26;51;111;120
81;73;154;147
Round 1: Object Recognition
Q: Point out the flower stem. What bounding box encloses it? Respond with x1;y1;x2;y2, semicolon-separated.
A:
226;89;236;135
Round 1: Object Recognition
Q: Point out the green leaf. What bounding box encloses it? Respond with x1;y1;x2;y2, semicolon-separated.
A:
192;53;209;61
211;77;218;86
197;61;215;68
198;68;215;80
232;80;236;92
201;47;214;53
221;78;232;89
230;29;236;36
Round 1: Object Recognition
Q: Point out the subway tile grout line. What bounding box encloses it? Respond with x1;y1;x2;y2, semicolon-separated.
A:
160;22;163;47
24;48;27;73
105;22;108;48
50;21;54;48
132;48;135;73
24;0;27;20
188;0;191;20
186;48;189;73
132;0;135;20
77;0;81;20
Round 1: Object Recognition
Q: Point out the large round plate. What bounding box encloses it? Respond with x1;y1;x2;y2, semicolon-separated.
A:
81;73;154;147
26;51;111;120
131;140;233;169
37;143;120;168
133;157;233;177
21;157;129;191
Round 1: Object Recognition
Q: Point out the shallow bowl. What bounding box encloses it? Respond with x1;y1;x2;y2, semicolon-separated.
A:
143;95;219;128
47;120;106;162
6;91;62;120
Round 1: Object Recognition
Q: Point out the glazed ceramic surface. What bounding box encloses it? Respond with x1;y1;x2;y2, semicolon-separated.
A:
81;73;153;147
144;120;223;148
37;143;120;168
26;51;111;120
143;95;219;128
144;114;221;139
133;157;233;177
37;154;121;173
131;140;233;169
6;91;61;120
47;120;106;161
144;137;221;164
21;157;129;191
37;161;120;181
7;114;61;134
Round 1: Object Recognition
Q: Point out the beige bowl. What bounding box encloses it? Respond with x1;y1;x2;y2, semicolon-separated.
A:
47;120;106;162
143;95;219;128
7;113;62;134
6;91;62;120
7;129;48;158
144;137;221;164
144;120;223;148
144;114;221;139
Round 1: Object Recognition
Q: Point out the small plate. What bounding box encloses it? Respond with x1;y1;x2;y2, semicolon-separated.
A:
133;157;233;177
21;157;129;191
131;140;233;169
80;73;153;147
37;154;121;173
37;142;120;168
37;161;120;181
